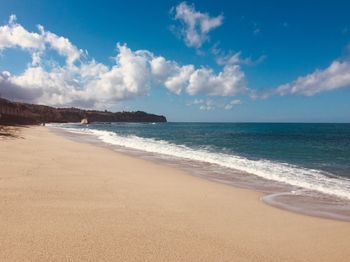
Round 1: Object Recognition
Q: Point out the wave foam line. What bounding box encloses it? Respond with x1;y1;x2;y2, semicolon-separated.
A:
62;127;350;200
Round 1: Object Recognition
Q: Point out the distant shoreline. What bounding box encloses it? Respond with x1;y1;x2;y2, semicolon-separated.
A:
0;97;166;125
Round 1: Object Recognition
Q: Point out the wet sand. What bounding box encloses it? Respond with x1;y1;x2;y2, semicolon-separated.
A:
1;126;350;261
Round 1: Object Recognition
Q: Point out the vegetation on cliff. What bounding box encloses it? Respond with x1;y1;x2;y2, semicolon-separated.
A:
0;98;167;125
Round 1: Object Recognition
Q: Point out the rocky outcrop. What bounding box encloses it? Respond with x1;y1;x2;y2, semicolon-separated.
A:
80;118;89;125
0;98;167;125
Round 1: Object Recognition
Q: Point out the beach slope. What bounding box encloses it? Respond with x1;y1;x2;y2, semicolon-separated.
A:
0;126;349;261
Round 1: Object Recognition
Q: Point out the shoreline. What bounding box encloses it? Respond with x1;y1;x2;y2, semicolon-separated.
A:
51;124;350;222
1;126;350;261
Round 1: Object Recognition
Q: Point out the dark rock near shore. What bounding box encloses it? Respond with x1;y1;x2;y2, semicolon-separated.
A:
0;98;167;125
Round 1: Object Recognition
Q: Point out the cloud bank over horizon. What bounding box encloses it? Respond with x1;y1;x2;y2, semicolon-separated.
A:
0;15;248;109
187;98;242;111
264;60;350;97
1;9;350;111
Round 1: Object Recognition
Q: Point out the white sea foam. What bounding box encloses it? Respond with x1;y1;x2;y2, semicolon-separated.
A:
58;126;350;200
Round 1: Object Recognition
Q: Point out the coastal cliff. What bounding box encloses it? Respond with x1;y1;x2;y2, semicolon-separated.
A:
0;98;167;125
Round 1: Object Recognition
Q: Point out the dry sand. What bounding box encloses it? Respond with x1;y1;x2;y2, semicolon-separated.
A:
0;126;349;261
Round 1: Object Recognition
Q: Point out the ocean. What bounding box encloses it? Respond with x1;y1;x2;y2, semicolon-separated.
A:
51;122;350;221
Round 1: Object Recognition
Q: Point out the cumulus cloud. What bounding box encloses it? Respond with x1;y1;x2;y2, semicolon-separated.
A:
150;56;194;94
265;60;350;97
40;26;83;66
187;65;247;96
171;2;223;48
0;71;43;102
0;15;44;50
0;15;248;107
187;98;242;111
85;44;152;101
2;42;155;105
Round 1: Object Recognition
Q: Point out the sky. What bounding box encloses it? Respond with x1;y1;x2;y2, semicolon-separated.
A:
0;0;350;122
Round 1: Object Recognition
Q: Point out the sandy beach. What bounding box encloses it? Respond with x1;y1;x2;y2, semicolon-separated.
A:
0;126;349;261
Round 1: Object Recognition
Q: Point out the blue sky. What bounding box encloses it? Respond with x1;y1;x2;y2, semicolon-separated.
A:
0;0;350;122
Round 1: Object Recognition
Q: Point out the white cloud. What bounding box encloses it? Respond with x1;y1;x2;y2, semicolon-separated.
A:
215;52;241;66
199;100;215;111
0;16;248;108
0;70;43;101
150;56;195;94
216;52;267;67
0;15;44;50
171;2;223;48
149;53;247;97
2;43;155;106
0;15;82;66
211;43;267;66
267;60;350;97
187;65;247;96
187;98;242;111
41;27;83;66
85;43;152;101
224;99;242;110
